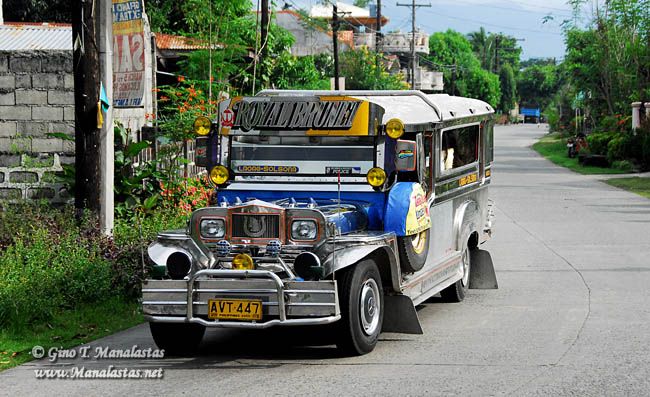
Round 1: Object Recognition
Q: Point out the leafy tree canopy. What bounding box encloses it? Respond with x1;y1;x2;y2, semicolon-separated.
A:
4;0;71;22
425;30;501;108
339;48;408;90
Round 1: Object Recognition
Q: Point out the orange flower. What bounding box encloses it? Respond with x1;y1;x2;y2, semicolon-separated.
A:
177;75;185;83
160;96;169;101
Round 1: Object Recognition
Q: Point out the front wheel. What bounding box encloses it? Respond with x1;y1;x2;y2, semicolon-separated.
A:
149;322;205;356
336;259;384;355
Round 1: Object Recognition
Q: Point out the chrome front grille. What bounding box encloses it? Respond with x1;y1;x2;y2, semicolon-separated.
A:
232;214;280;239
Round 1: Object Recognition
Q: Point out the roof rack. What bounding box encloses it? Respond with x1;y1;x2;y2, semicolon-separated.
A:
256;89;443;121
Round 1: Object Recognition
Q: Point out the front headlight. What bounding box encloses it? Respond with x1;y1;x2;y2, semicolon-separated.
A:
200;219;226;239
291;220;317;240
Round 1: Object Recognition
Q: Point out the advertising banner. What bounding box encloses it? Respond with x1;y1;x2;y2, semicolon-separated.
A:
112;0;145;107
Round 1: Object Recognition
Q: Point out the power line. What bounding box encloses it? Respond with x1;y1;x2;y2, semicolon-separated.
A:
446;0;574;18
420;9;563;35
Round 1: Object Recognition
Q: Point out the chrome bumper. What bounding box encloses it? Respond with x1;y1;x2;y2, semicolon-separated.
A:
142;269;340;329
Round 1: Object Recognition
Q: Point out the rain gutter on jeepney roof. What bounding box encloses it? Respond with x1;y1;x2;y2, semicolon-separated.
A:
255;90;444;123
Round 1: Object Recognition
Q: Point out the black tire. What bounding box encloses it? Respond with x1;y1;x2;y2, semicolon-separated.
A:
397;228;430;273
440;243;472;303
336;259;384;355
149;322;205;356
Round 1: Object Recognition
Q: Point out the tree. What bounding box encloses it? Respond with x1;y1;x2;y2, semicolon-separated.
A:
339;48;408;90
499;63;516;113
517;63;560;109
467;28;494;72
468;29;522;73
269;54;330;90
425;30;501;108
4;0;72;22
564;0;650;118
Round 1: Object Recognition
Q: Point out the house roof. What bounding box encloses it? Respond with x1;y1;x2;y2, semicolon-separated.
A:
309;1;388;26
155;33;220;51
0;23;72;51
0;23;216;54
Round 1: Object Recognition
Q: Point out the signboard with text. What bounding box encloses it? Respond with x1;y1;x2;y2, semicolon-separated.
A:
112;0;145;107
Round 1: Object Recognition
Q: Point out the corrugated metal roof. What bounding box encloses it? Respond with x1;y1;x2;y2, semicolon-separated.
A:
155;33;221;51
0;23;72;51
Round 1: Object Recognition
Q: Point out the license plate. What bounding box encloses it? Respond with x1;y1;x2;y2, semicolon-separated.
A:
208;299;262;321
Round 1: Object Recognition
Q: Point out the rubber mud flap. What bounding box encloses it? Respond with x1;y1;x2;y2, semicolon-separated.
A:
382;294;423;334
468;249;498;289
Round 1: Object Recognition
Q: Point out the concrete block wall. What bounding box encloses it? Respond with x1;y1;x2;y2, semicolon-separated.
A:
0;153;70;203
0;50;75;157
0;50;74;203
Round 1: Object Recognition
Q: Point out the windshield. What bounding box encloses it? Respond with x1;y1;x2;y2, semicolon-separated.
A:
230;136;375;176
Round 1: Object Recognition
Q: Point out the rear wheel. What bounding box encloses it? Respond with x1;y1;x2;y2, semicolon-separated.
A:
397;228;430;273
149;322;205;356
440;243;472;302
336;259;384;355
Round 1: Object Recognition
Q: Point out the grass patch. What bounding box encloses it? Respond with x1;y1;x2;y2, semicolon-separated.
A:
532;133;628;175
0;297;142;371
605;177;650;199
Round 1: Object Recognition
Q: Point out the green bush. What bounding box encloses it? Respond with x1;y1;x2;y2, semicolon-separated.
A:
0;214;112;328
611;160;633;172
0;203;186;328
545;107;560;131
586;131;617;155
606;135;625;163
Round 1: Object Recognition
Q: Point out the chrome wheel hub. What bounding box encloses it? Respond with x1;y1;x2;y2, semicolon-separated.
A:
360;278;381;335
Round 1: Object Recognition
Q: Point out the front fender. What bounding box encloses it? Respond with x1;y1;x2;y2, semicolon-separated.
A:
148;229;215;271
322;244;402;292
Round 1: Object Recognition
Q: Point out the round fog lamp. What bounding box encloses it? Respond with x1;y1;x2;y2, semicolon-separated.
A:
366;167;387;188
385;118;405;139
209;165;230;185
193;116;212;136
232;253;255;270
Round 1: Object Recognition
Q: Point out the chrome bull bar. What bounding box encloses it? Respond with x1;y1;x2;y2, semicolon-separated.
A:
143;269;341;329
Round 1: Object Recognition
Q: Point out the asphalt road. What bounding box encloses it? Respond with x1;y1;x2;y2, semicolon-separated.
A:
3;123;650;396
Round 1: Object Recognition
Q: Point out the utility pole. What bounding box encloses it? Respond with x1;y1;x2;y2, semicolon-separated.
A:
260;0;270;76
332;3;340;90
375;0;382;53
98;0;114;234
72;0;101;217
451;60;457;96
397;0;431;90
493;34;501;74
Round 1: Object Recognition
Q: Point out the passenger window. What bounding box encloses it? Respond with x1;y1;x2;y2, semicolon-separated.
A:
440;125;479;171
485;123;494;164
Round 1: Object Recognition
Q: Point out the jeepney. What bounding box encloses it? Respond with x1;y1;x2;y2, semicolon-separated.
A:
143;90;498;356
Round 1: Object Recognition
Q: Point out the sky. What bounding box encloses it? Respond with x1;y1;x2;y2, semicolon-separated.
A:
280;0;595;60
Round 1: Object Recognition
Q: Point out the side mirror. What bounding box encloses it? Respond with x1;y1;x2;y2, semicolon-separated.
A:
395;140;417;172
